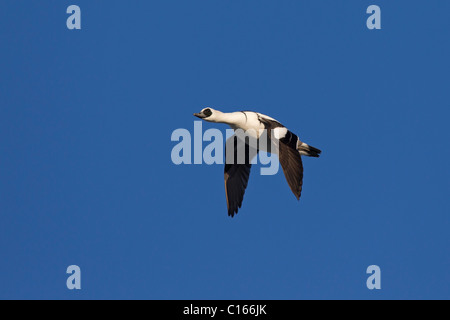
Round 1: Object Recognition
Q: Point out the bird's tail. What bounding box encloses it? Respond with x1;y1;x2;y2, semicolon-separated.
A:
298;142;321;157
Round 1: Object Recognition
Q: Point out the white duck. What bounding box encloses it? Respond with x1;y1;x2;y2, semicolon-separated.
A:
194;108;321;217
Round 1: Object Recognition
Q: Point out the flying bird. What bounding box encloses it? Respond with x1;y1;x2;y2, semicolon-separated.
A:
194;108;321;217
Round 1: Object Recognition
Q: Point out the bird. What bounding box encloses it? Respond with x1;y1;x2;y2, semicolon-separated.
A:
194;107;321;217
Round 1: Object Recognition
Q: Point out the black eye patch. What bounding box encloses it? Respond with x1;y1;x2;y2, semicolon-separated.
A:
203;108;212;117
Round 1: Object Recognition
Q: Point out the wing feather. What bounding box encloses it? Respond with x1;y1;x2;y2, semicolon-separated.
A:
278;141;304;200
224;135;258;217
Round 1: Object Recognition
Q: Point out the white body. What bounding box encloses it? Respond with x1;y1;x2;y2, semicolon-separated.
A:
203;110;288;141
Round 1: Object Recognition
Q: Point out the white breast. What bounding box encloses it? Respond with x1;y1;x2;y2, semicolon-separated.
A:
230;112;288;144
227;112;263;139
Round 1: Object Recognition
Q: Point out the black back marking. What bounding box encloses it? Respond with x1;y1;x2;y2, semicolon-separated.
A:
280;130;299;150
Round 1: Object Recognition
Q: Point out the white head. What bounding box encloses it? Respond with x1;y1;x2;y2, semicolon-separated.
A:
193;107;222;122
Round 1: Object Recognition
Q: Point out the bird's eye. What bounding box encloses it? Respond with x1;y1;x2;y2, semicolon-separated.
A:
203;108;212;117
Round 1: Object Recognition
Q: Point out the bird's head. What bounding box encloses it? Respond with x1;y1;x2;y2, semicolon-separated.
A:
193;107;220;122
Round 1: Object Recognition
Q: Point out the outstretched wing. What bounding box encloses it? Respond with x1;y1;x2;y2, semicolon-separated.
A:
278;140;303;200
224;135;258;217
256;116;304;200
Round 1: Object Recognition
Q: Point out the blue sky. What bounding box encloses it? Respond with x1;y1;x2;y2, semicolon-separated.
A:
0;1;449;299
